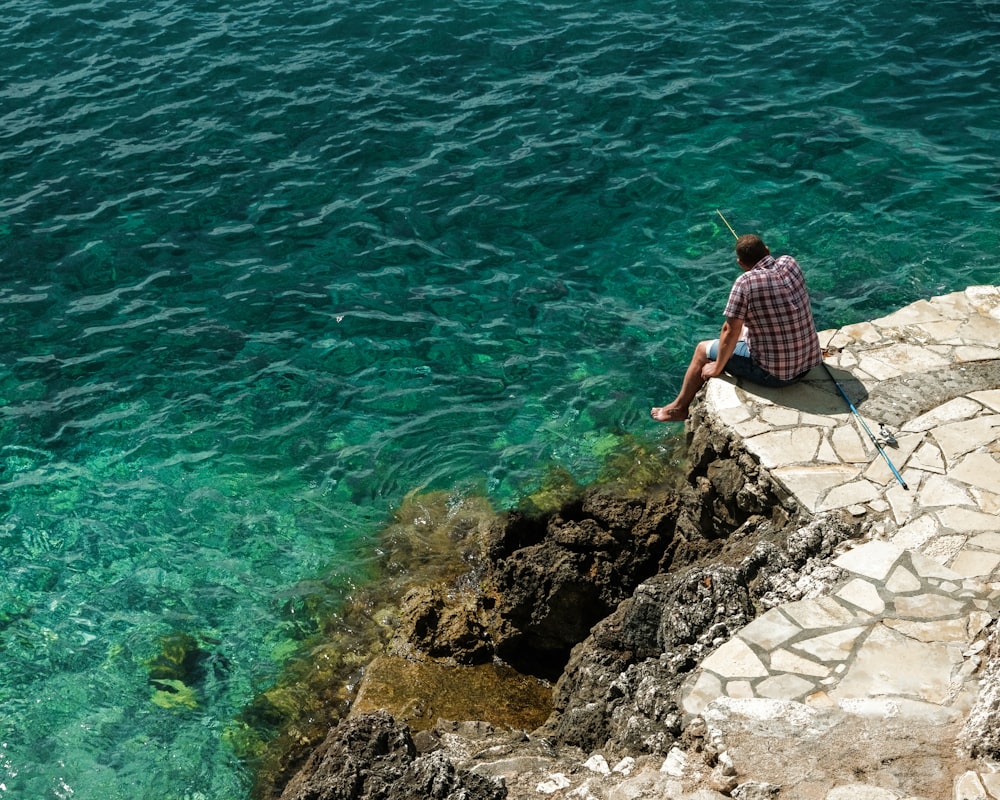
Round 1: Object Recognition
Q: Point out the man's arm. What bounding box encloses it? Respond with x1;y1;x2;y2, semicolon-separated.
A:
702;317;744;380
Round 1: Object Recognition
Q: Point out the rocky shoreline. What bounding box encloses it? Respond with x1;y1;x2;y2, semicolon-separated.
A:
269;287;1000;800
273;421;865;800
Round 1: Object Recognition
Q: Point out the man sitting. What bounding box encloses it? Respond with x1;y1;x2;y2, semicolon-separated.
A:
651;234;822;422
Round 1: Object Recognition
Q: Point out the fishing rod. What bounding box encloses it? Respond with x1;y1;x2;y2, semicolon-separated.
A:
716;209;738;239
822;337;909;491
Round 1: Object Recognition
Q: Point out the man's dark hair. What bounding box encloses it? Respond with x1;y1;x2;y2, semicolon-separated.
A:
736;234;769;266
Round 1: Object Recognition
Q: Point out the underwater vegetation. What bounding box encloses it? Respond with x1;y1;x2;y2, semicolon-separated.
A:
230;431;686;798
145;630;223;711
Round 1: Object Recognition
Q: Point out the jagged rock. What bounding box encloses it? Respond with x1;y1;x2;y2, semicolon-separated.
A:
278;711;506;800
542;563;755;754
961;620;1000;760
538;512;857;756
398;585;494;664
731;781;780;800
487;488;680;676
402;485;681;680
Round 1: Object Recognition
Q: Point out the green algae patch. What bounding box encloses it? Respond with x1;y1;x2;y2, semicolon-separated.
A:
350;655;552;732
145;631;209;711
150;678;199;710
378;489;499;584
518;466;583;516
518;432;686;515
597;432;687;495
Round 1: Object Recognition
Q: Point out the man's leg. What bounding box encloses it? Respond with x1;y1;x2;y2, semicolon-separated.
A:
651;340;713;422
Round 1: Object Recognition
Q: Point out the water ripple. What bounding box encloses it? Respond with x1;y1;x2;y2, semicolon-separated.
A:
2;0;999;795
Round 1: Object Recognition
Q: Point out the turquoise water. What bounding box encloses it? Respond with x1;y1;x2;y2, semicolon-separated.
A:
2;0;998;795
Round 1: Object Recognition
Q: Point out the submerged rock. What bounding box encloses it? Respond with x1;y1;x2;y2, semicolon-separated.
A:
349;656;552;733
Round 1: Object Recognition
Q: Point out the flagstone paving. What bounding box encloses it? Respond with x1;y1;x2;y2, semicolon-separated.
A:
680;286;1000;799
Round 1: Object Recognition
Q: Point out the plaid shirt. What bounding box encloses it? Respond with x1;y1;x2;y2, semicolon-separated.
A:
723;254;822;381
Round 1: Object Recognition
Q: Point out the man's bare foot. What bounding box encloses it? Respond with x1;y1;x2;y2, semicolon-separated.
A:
650;405;688;422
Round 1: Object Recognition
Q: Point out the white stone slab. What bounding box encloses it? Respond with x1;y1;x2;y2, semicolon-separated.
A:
918;319;964;343
982;771;1000;797
818;479;882;512
747;428;821;469
756;673;816;701
836;578;885;615
886;480;917;526
828;624;960;704
969;389;1000;414
700;638;769;679
830;422;868;463
716;404;752;428
970;487;1000;516
908;548;967;581
957;313;1000;345
950;451;1000;494
681;670;722;715
965;285;1000;306
858;344;950;381
771;464;862;514
918;474;976;508
770;648;831;678
949;549;1000;579
732;417;773;438
883;616;972;643
792;627;868;663
815;435;839;464
800;411;839;427
932;416;1000;463
903;397;984;432
726;680;754;699
956;345;1000;362
873;299;945;327
885;565;921;593
759;405;800;428
969;531;1000;551
892;593;967;619
740;610;802;651
782;596;861;629
909;441;945;474
704;378;743;410
834;541;904;581
840;321;882;344
954;772;989;800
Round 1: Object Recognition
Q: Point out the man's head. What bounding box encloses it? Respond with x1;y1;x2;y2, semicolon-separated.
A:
735;234;769;269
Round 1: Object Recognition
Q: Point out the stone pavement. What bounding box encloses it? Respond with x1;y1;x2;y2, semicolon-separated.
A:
679;286;1000;799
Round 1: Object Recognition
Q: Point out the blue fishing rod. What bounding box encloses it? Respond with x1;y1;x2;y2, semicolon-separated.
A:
717;210;909;491
820;345;909;491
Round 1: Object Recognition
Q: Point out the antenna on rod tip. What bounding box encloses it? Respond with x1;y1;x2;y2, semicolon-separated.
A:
716;209;738;239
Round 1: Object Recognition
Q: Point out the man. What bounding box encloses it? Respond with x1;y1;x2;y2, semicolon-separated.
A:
651;233;822;422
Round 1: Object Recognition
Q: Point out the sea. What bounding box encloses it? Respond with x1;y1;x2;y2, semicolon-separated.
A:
2;0;998;796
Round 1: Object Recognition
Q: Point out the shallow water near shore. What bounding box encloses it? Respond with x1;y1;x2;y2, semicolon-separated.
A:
2;0;999;796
